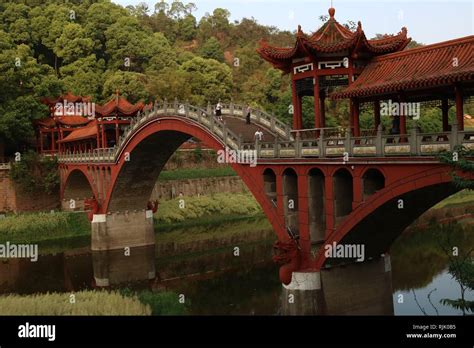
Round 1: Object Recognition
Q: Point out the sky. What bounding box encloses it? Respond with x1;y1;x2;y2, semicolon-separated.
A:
112;0;473;45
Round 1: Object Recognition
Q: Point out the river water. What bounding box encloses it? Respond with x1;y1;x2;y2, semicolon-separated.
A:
0;206;473;315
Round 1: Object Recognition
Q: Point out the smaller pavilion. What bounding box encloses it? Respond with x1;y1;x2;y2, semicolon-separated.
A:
35;92;150;154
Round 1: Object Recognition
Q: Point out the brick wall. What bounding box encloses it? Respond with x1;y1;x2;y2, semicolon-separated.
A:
0;167;59;213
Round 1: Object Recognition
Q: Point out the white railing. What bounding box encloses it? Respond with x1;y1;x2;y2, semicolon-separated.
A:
57;106;474;163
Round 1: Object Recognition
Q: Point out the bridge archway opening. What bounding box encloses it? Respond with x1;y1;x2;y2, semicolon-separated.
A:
108;130;192;212
283;168;299;235
63;169;94;211
331;182;459;265
334;168;353;225
363;169;385;200
308;168;325;243
263;168;277;206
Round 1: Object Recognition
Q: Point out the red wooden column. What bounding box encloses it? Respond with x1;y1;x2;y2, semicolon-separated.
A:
296;96;303;129
115;122;119;145
455;86;464;131
291;80;302;130
320;91;326;128
352;98;360;137
96;128;100;149
51;129;55;152
441;99;449;131
374;100;381;130
101;123;106;148
399;97;407;141
313;76;321;129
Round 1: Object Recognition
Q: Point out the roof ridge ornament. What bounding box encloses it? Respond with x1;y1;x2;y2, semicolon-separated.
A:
297;25;304;37
328;7;335;19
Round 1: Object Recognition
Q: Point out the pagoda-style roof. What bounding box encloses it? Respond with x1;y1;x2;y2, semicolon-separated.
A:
257;7;411;73
95;93;145;117
58;120;98;143
41;92;92;106
331;35;474;100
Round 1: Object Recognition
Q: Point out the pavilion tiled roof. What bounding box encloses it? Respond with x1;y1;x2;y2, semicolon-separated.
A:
331;35;474;99
58;120;98;143
56;116;91;126
41;92;91;106
95;94;145;117
257;7;411;72
34;118;56;128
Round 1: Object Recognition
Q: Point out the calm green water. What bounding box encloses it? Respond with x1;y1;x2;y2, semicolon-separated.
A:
0;209;472;315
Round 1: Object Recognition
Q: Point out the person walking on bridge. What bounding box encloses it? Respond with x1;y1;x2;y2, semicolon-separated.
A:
254;128;264;142
245;105;251;125
215;102;223;121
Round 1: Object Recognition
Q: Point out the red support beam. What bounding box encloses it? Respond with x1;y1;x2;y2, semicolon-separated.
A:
313;76;321;129
352;99;360;137
374;100;381;130
101;123;106;148
115;123;119;146
320;92;326;128
441;99;449;132
455;86;464;131
399;96;407;141
291;80;302;130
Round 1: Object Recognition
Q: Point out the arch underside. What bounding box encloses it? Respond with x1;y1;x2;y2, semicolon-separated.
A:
108;130;191;212
63;169;95;201
321;182;459;267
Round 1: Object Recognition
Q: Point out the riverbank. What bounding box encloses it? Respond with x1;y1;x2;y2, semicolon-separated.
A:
0;190;472;248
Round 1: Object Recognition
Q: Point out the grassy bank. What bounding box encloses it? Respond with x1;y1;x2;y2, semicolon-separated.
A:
155;192;261;224
0;212;90;244
434;190;474;209
0;192;264;247
121;289;189;315
1;190;471;246
0;290;151;315
157;167;236;181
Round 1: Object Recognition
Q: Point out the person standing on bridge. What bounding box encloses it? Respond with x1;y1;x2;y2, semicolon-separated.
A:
254;128;264;141
245;105;251;125
215;102;223;121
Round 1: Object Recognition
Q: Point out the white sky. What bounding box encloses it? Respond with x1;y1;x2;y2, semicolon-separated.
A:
112;0;473;44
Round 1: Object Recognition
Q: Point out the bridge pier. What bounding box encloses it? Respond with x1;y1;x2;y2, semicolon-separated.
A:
92;245;156;286
280;255;393;315
91;210;155;251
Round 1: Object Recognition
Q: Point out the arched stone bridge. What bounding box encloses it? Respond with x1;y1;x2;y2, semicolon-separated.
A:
57;101;474;287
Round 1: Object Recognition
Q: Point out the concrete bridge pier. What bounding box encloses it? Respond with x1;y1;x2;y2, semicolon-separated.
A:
280;271;325;315
92;245;156;287
280;255;393;315
91;210;155;251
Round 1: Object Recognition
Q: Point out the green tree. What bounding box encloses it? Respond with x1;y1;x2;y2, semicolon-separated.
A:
178;14;197;41
102;70;149;103
198;37;224;62
59;55;105;99
0;32;62;148
54;23;94;64
84;1;128;56
147;67;192;102
179;56;232;105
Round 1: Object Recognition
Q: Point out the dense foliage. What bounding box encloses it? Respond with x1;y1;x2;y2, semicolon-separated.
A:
0;0;471;156
9;150;59;194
